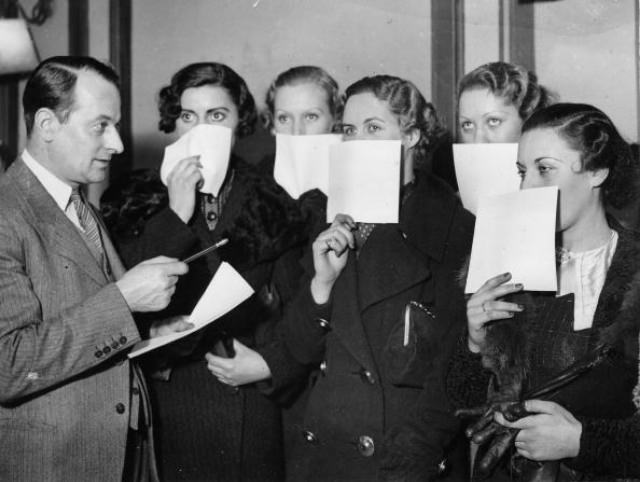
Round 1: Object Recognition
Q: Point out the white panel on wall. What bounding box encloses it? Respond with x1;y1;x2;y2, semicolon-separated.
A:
130;0;432;168
464;0;501;74
534;0;638;143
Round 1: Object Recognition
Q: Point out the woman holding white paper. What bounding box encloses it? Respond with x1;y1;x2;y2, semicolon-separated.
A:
208;66;344;390
383;103;640;481
435;61;553;190
271;75;474;481
102;62;307;482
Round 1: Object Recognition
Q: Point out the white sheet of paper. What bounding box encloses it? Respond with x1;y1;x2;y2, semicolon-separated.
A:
273;133;342;199
160;124;232;196
326;140;401;223
128;262;254;358
453;143;521;215
465;186;558;294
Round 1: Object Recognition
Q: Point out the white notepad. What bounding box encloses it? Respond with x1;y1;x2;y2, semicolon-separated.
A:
128;262;254;358
273;133;342;199
465;186;558;294
453;143;521;215
326;140;401;223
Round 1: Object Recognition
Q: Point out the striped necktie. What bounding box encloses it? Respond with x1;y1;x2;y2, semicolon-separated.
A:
70;188;104;255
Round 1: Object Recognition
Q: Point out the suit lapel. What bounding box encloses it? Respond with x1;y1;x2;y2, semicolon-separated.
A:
9;160;107;286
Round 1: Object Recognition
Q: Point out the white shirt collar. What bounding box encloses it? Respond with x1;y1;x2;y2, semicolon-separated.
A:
21;149;73;212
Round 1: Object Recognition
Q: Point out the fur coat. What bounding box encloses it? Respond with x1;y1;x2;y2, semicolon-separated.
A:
381;225;640;482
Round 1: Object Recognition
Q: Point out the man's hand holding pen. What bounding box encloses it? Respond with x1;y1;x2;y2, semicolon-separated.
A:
116;256;189;312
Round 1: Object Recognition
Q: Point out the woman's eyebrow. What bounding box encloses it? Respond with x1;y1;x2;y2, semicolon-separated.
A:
363;116;385;124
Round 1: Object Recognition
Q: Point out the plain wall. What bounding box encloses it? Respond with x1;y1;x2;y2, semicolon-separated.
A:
534;0;638;143
129;0;432;169
461;0;638;143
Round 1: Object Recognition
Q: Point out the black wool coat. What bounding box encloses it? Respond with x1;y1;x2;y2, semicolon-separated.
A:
102;158;308;482
280;173;474;481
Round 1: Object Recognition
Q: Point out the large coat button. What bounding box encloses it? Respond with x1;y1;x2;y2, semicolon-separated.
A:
357;435;375;457
302;430;318;445
115;403;126;414
315;318;331;331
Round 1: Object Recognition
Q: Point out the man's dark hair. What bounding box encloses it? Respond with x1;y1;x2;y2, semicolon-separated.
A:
23;56;120;136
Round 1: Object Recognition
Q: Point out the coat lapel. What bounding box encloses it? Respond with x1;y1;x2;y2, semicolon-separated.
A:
9;160;107;286
329;173;460;370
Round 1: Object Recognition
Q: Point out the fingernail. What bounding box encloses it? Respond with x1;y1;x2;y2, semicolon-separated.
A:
515;283;524;290
503;272;511;277
517;304;524;310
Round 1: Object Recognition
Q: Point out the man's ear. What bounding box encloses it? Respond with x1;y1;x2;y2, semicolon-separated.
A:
33;108;60;142
402;127;420;150
589;167;609;189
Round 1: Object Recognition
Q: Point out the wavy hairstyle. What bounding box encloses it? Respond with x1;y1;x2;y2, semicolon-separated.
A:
522;103;638;209
262;65;342;131
344;75;446;170
157;62;257;137
458;61;554;122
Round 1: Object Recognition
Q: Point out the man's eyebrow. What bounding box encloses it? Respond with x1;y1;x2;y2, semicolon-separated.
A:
206;107;230;112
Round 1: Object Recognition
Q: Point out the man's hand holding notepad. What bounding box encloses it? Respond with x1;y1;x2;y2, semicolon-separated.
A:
128;262;254;358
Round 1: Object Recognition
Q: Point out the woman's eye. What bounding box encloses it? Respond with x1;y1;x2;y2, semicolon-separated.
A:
342;125;356;137
537;164;551;175
276;114;290;124
459;121;473;132
207;111;226;122
517;169;526;179
180;112;194;122
366;123;382;134
305;113;319;122
487;117;502;127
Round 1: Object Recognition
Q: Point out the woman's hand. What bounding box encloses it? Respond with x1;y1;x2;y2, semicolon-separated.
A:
205;339;272;386
167;156;203;223
310;214;356;304
495;400;582;461
466;272;523;352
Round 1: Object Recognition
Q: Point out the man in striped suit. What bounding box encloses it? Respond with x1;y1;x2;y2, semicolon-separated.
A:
0;56;188;481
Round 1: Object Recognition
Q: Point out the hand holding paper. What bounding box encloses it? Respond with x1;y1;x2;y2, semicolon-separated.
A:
453;143;520;215
327;140;401;223
128;262;254;358
274;133;342;199
160;124;232;196
465;186;558;294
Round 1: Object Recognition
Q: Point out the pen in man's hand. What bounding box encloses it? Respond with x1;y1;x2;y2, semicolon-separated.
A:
182;238;229;264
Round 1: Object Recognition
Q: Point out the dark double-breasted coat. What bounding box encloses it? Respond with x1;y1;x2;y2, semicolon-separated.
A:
280;173;474;481
102;158;307;482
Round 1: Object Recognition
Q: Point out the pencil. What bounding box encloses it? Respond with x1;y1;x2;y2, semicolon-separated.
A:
182;238;229;263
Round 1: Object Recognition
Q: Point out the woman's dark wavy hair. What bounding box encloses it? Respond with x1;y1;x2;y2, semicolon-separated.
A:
262;65;342;131
157;62;257;137
522;103;639;209
344;75;446;171
458;61;554;122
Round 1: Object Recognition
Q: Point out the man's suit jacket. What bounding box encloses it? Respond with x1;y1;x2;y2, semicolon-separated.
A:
0;160;142;481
